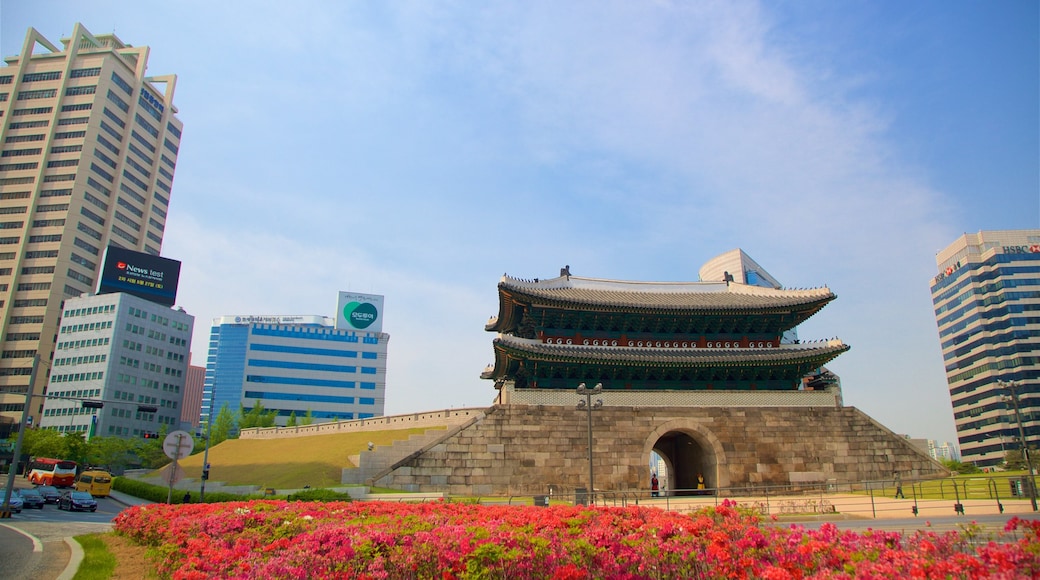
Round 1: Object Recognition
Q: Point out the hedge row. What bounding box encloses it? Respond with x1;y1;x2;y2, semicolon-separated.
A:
111;477;353;504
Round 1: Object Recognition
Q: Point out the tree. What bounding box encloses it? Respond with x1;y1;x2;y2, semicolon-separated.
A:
286;412;297;427
210;403;236;446
239;400;277;430
84;436;137;473
19;428;67;459
941;458;982;474
1004;448;1039;471
62;432;89;467
301;410;314;426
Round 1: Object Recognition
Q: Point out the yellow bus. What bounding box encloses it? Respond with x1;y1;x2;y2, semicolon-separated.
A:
74;470;113;497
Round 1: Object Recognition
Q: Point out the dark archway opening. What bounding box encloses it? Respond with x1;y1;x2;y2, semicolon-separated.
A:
653;431;713;495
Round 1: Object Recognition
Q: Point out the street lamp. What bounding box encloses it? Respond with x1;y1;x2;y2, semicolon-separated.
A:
576;382;603;505
998;380;1038;512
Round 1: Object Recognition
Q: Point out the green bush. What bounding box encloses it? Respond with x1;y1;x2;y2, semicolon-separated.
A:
113;476;267;504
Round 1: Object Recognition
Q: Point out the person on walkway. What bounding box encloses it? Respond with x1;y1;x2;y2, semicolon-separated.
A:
183;491;191;504
651;473;659;497
894;474;905;499
697;473;706;495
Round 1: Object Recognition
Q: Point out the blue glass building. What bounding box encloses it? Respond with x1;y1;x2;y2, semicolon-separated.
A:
200;314;388;427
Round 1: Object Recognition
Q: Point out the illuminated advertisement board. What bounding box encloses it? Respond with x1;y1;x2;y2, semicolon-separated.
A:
337;292;384;333
97;246;181;306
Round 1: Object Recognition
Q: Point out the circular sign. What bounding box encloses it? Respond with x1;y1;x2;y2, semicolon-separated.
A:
163;430;195;460
343;301;378;329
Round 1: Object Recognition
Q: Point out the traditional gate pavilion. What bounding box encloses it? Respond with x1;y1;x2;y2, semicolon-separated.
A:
482;269;850;393
283;258;948;496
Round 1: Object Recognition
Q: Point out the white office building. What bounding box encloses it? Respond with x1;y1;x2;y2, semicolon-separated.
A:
39;291;193;438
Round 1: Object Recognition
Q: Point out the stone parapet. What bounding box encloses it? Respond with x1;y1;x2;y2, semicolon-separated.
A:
239;408;486;440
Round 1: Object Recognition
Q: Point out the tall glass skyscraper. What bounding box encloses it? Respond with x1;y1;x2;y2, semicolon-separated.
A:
201;314;389;427
931;230;1040;467
0;24;182;430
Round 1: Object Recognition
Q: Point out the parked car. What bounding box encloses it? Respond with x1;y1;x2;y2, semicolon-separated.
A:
16;488;45;509
58;490;97;512
35;485;61;504
3;491;23;513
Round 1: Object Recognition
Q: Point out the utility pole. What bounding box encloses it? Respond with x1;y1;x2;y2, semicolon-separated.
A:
1;355;40;517
999;380;1038;512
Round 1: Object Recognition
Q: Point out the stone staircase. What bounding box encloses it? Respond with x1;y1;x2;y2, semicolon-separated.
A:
341;410;487;487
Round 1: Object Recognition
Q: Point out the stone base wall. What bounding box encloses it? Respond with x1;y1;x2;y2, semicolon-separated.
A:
375;405;948;496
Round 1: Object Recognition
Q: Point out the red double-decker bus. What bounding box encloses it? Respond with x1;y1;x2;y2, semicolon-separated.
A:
27;458;78;487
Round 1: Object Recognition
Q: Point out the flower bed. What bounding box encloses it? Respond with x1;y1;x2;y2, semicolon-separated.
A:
113;499;1039;579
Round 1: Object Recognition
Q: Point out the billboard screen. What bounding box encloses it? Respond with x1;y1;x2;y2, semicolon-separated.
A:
97;246;181;306
337;292;384;333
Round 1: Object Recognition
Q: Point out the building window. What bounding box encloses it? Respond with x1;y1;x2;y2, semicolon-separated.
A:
50;145;83;154
42;174;76;183
4;134;45;143
1;148;42;157
46;159;79;168
60;103;93;113
103;106;126;129
100;120;123;142
93;149;116;169
70;68;101;78
11;107;52;117
64;85;97;96
73;237;99;256
22;71;61;82
0;162;39;171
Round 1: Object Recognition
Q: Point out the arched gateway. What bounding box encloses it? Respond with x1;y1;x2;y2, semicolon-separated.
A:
645;420;728;493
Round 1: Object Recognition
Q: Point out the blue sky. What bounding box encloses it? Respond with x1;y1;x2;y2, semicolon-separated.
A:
3;1;1037;447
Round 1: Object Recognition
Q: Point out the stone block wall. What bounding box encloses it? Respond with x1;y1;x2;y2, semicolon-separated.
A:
375;404;948;496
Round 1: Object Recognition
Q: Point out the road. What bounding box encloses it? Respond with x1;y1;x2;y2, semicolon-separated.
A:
0;489;121;580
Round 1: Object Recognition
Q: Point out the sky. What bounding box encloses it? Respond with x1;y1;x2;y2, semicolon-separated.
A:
2;1;1037;447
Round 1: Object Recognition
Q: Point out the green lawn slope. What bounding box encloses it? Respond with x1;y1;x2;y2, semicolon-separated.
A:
172;427;442;489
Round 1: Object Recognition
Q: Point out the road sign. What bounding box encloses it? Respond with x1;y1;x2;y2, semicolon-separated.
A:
159;461;186;485
163;430;195;460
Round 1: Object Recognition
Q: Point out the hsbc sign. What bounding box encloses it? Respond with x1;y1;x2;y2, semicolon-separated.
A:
1003;245;1040;254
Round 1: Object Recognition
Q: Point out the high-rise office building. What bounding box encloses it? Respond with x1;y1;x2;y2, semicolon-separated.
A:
38;291;193;438
202;293;389;428
931;230;1040;467
0;24;182;429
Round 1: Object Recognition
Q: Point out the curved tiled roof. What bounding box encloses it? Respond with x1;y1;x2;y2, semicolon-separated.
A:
487;275;836;333
489;334;849;368
498;275;834;311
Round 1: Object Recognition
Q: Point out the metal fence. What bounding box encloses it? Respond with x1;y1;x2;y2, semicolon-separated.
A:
447;475;1038;520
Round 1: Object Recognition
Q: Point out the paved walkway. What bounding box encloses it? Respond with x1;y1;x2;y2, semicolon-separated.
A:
630;493;1037;520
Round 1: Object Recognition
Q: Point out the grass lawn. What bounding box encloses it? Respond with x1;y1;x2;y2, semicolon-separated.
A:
865;471;1035;501
71;534;116;580
170;426;443;489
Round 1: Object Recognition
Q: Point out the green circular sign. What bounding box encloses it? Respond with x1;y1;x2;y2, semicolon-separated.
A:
344;301;378;329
